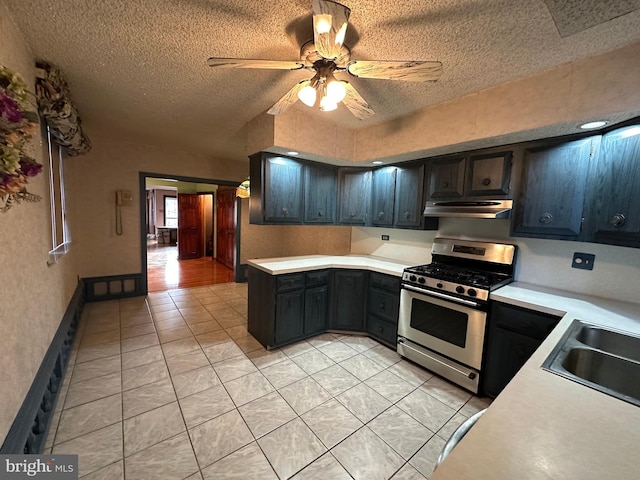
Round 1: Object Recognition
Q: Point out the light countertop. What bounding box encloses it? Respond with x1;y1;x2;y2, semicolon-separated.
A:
247;254;411;277
432;282;640;480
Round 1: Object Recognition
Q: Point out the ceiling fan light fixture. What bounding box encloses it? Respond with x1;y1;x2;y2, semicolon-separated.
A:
335;22;348;46
319;95;338;112
314;14;333;34
326;79;346;103
298;85;318;107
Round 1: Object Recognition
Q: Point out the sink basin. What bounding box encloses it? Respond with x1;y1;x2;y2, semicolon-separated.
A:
543;320;640;407
575;325;640;363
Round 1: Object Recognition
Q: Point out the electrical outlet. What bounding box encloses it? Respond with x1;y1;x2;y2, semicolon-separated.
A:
381;235;390;241
572;252;595;270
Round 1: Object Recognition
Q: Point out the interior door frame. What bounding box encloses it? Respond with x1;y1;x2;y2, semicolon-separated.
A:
139;172;240;294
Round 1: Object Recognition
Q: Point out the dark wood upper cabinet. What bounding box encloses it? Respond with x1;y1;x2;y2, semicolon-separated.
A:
584;125;640;247
371;167;397;226
394;163;426;228
427;156;466;200
304;162;337;224
512;138;593;239
467;151;512;197
262;155;304;223
426;151;512;201
338;168;372;225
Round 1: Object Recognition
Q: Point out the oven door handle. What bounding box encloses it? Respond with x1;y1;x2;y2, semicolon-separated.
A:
401;285;482;308
398;338;478;380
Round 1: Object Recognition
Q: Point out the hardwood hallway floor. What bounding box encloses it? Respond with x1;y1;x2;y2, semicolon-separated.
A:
147;243;234;292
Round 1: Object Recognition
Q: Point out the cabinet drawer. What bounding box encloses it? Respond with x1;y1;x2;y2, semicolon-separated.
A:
492;303;560;341
367;288;399;323
369;272;400;292
366;315;397;346
306;270;329;287
276;274;305;292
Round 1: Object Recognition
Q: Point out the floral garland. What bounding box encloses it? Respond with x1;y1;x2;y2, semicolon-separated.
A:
0;64;42;213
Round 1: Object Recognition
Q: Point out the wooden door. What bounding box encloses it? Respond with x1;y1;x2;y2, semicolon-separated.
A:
338;168;372;225
216;187;236;269
427;156;466;199
393;163;425;228
178;194;203;260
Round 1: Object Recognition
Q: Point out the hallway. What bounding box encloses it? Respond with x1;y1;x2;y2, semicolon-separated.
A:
147;243;234;292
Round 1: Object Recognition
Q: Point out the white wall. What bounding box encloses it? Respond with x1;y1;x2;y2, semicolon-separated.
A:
0;3;81;444
351;219;640;306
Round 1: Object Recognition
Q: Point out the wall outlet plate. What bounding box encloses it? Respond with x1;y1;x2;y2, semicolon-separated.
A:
572;252;595;270
381;235;390;241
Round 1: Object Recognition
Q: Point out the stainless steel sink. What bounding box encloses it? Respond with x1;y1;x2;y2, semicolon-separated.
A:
543;320;640;407
575;325;640;363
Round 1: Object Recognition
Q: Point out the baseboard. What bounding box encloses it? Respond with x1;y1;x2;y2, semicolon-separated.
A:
83;273;145;301
0;280;86;453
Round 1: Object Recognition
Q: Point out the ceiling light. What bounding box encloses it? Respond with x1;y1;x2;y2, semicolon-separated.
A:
319;96;338;111
313;14;332;34
298;85;317;107
326;80;346;103
580;120;607;130
236;178;250;198
286;151;299;156
372;161;384;165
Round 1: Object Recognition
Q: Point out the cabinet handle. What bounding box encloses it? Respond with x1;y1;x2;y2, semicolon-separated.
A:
379;302;386;311
482;178;491;186
442;181;449;188
317;210;324;217
539;213;553;224
377;325;384;333
378;211;385;219
282;207;289;216
610;213;626;228
404;211;410;219
349;211;356;218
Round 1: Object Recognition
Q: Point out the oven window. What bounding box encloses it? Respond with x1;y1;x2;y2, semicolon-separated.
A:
410;298;468;348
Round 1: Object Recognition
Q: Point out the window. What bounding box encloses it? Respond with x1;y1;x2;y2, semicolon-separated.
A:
44;123;70;264
164;195;178;227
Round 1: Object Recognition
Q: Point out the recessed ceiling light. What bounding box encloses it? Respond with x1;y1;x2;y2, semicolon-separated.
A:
372;161;384;165
286;151;299;156
579;121;607;130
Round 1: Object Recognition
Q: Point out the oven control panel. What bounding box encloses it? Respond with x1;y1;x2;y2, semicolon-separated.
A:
401;272;489;302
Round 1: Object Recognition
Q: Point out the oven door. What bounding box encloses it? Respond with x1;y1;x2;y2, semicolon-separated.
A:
398;286;487;370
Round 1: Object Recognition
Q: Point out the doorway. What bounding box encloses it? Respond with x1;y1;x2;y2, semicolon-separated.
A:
140;173;240;293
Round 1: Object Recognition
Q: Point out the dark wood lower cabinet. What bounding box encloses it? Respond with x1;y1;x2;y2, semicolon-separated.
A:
482;302;561;397
248;266;400;349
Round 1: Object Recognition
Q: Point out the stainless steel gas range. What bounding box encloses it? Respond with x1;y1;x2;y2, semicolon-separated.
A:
397;238;517;393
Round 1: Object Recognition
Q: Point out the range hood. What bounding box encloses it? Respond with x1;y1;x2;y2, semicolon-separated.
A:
423;199;513;219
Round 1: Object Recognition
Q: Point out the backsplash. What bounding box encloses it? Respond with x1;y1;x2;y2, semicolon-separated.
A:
351;219;640;305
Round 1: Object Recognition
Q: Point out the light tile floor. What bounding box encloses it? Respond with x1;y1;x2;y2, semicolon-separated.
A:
45;282;491;479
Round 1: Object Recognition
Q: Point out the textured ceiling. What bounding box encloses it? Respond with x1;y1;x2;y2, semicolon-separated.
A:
4;0;640;162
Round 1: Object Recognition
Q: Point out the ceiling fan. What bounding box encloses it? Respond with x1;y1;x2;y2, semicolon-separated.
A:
207;0;443;120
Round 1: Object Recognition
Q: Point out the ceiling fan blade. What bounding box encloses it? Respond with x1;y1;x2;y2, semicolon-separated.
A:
346;60;443;82
267;80;311;116
342;82;375;120
312;0;351;60
207;58;305;70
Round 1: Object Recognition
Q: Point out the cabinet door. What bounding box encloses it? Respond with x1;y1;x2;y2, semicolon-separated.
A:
393;163;425;228
263;156;304;223
427;156;466;199
482;327;540;398
371;167;397;226
274;290;305;345
304;163;337;223
305;285;328;335
466;151;512;197
331;271;366;330
338;169;372;225
586;125;640;247
512;138;592;238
